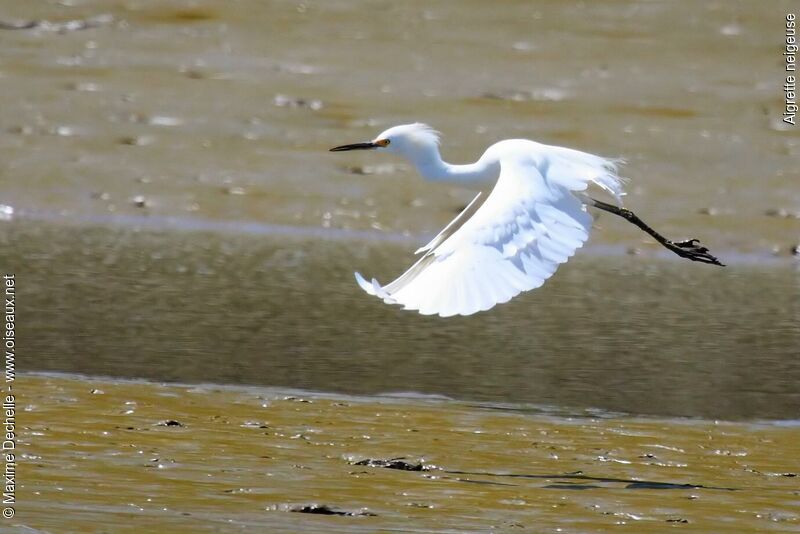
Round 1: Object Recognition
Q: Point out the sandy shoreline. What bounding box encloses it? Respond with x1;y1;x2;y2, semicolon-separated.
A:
13;372;800;532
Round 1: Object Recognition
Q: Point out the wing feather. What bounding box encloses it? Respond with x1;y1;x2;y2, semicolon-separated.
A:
355;152;610;316
414;192;484;254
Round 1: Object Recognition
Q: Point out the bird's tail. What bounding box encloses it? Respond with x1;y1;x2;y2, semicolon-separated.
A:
546;146;627;205
592;157;627;204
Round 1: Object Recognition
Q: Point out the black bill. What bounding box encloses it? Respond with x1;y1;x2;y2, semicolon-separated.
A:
329;142;378;152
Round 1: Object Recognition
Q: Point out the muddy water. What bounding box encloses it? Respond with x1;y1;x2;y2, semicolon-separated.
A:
2;0;800;531
5;219;800;421
16;374;800;532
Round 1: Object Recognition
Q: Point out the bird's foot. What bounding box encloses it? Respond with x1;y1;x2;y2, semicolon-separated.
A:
664;238;724;266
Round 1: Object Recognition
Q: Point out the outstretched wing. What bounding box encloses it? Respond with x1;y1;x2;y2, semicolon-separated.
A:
355;155;597;317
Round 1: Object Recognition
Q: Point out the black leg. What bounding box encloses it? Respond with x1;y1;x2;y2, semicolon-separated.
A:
588;197;724;266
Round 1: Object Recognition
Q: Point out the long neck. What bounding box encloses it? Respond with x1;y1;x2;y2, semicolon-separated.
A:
405;144;498;183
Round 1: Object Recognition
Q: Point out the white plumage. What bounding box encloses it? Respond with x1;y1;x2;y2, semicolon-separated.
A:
332;123;625;317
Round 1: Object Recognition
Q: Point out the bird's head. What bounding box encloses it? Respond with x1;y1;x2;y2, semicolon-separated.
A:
330;123;440;158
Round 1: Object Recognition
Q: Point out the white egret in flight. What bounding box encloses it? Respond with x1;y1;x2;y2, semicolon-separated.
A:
331;123;722;317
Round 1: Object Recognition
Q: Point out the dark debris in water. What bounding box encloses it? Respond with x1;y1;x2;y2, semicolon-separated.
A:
156;419;184;427
351;457;432;471
625;481;705;490
288;504;375;517
282;396;312;403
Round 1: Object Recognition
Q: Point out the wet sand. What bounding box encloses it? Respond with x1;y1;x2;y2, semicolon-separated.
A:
1;0;798;255
16;374;800;532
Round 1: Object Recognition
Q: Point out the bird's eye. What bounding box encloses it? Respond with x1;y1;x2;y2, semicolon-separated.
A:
376;139;390;147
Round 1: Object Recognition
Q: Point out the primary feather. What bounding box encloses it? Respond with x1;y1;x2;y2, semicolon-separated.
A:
347;124;625;317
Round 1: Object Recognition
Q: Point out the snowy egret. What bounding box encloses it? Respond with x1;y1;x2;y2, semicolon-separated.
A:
331;123;722;317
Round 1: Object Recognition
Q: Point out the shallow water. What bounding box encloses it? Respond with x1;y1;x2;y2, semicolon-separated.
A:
5;219;800;420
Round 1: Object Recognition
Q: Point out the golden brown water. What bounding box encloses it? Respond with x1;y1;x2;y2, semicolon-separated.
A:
17;374;800;532
2;0;799;531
